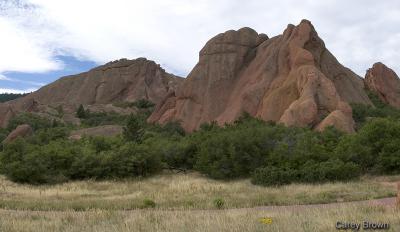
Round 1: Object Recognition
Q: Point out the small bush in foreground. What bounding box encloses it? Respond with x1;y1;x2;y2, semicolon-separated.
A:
142;199;156;208
213;198;225;209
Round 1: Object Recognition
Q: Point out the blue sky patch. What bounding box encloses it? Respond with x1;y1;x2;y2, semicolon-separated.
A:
0;56;98;93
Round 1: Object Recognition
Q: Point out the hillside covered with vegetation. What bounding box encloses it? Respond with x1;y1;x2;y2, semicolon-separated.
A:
0;93;27;103
0;95;399;186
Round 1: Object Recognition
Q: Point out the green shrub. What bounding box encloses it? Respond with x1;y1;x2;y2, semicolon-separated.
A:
350;91;400;129
0;135;163;184
251;160;361;186
0;139;31;178
142;199;156;208
123;114;145;143
334;135;374;170
335;118;400;173
133;99;155;109
27;127;69;145
199;121;218;131
158;121;186;137
194;121;288;179
213;198;225;209
0;93;27;102
114;143;163;177
0;128;8;143
2;108;399;186
0;139;79;184
7;113;53;131
298;159;361;183
76;104;87;118
147;137;195;171
251;166;297;186
80;111;129;127
376;139;400;174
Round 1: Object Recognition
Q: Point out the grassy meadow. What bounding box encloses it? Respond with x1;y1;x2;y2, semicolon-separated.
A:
0;202;399;232
0;172;399;231
0;172;398;211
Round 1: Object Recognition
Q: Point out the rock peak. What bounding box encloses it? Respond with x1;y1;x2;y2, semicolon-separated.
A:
0;58;184;128
370;62;389;70
149;20;370;133
300;19;312;25
365;62;400;108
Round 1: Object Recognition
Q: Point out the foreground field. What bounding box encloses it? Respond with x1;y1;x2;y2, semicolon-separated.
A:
0;172;398;210
0;203;399;232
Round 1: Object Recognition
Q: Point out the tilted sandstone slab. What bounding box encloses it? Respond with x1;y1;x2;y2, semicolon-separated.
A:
2;124;33;144
0;58;183;128
69;125;123;140
0;98;38;128
149;20;371;132
27;58;183;105
365;62;400;109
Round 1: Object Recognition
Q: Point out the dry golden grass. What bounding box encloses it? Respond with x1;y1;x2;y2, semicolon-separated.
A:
0;204;399;232
0;172;398;211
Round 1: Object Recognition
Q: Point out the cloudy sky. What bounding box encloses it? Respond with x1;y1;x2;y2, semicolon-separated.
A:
0;0;399;93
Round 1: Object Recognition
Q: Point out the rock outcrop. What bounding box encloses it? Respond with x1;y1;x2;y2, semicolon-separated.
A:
149;20;371;132
27;58;183;105
0;58;183;128
2;124;33;144
365;62;400;109
0;98;38;128
69;125;123;140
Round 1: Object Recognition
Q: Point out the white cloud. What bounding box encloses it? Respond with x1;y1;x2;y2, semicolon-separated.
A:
0;0;399;78
0;87;37;94
0;74;11;81
0;73;44;86
0;12;63;73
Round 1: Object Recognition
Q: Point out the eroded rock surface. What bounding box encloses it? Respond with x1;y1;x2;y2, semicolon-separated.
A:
149;20;370;132
365;62;400;109
27;58;183;105
0;58;183;128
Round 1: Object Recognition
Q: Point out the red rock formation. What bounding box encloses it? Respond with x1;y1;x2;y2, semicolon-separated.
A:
0;98;38;128
149;20;371;132
2;124;33;144
0;104;15;128
27;58;183;105
0;58;183;128
69;125;123;140
365;62;400;109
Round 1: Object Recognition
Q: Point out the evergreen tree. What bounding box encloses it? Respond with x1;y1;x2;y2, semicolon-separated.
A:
123;114;144;143
76;104;86;118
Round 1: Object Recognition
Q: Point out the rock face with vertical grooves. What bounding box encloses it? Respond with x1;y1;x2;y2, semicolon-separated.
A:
149;20;371;133
0;58;183;128
365;62;400;109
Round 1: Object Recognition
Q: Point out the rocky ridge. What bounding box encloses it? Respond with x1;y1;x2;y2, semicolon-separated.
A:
0;58;183;127
364;62;400;109
149;20;371;133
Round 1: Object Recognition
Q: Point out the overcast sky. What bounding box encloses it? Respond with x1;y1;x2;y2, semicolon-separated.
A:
0;0;399;93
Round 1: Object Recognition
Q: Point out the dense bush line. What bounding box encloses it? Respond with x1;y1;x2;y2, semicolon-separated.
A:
351;91;400;129
0;99;400;185
0;93;27;103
